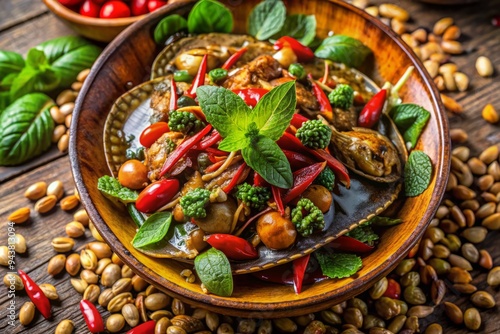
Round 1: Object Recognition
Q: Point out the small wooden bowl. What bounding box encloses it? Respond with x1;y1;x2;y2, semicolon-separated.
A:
70;0;450;317
43;0;146;42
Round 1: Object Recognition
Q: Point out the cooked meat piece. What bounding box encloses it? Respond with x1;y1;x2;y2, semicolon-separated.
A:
145;131;184;181
204;162;250;190
150;79;190;123
223;55;282;90
269;77;319;111
236;41;275;66
330;106;358;132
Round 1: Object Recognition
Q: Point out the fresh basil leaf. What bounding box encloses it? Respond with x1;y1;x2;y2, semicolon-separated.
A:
242;135;293;188
315;250;362;279
97;175;139;204
194;248;233;297
10;66;60;100
197;85;249;139
275;14;317;46
0;91;10;112
1;72;17;90
315;35;371;68
132;212;173;248
389;103;430;149
26;48;48;69
154;14;188;45
248;0;286;40
252;81;296;141
346;223;379;246
405;150;432;197
369;216;403;226
36;36;101;87
187;0;233;34
0;93;54;165
0;50;25;78
217;134;250;152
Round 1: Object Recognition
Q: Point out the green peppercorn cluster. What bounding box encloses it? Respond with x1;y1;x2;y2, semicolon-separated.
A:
314;167;336;191
180;188;211;219
328;84;354;110
291;198;325;237
296;120;332;149
235;183;271;210
168;111;204;135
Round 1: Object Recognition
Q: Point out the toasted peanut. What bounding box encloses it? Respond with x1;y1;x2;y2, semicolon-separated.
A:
443;25;461;40
476;56;494;77
379;3;410;21
8;207;30;224
433;17;454;35
441;94;464;113
482;104;499;124
24;182;47;200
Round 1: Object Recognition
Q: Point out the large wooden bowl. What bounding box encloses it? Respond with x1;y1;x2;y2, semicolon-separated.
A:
70;0;450;317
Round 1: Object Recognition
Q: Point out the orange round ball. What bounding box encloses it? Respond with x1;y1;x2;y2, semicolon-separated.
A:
118;159;149;189
256;211;297;250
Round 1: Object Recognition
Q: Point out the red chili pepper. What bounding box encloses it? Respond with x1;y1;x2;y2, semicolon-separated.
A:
290;113;309;129
18;270;51;319
293;254;310;294
277;132;350;188
205;147;228;156
160;124;212;176
184;54;208;98
127;320;156;334
80;300;104;333
271;185;285;216
283;149;316;169
169;78;178;111
274;36;314;62
139;122;170;148
136;179;180;213
283;162;326;204
308;74;332;113
253;261;326;286
192;130;221;150
383;278;401;299
328;236;374;253
206;234;259;260
233;88;269;107
223;162;247;193
253;173;269;187
357;89;387;128
222;47;248;70
204;159;226;173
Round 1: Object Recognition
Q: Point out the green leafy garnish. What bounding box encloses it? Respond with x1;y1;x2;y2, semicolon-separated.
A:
346;223;379;246
0;50;25;79
0;93;54;166
390;103;430;150
188;0;233;34
315;250;363;279
97;175;138;204
315;35;371;68
404;150;432;197
274;14;317;46
194;248;233;297
248;0;286;40
132;212;173;248
197;81;296;188
154;14;188;45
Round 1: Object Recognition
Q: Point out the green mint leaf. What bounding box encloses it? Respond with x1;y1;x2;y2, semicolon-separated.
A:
10;66;60;100
346;223;379;246
26;48;48;69
197;85;250;139
97;175;138;204
217;134;250;152
0;93;54;165
132;212;173;248
315;35;371;68
0;50;25;78
252;80;296;141
369;216;403;227
248;0;286;40
405;150;432;197
274;14;317;46
242;135;293;188
315;250;363;279
154;14;188;45
194;248;233;297
187;0;233;34
389;103;430;149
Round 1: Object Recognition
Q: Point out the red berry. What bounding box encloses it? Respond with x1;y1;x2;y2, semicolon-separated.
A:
79;0;101;17
59;0;84;6
100;1;131;18
131;0;149;16
147;0;168;13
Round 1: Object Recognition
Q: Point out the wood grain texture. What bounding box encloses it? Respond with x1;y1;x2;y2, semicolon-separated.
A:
0;0;499;332
0;0;47;32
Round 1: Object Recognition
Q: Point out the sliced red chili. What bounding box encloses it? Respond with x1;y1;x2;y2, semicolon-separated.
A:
160;124;212;176
233;88;269;107
283;162;326;204
193;130;221;150
253;261;326;286
271;185;285;216
205;146;229;156
293;254;310;294
308;74;332;113
80;299;104;333
136;178;180;213
253;173;269;187
221;47;248;70
283;149;316;169
203;159;226;173
383;278;401;299
290;113;309;129
169;78;178;111
18;270;51;319
206;234;258;260
184;54;208;98
358;89;387;128
139;122;169;148
328;235;374;253
223;162;248;193
274;36;314;62
127;320;156;334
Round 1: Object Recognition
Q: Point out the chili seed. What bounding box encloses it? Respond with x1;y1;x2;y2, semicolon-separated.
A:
453;283;477;294
19;301;35;326
55;319;74;334
83;284;101;303
3;273;24;291
369;277;388;300
461;243;480;263
470;291;496;308
74;209;90;226
145;293;171;311
101;263;122;287
156;317;173;334
48;254;66;276
98;288;115;308
107;314;126;333
35;195;58;213
80;249;98;271
39;283;59;300
70;278;88;294
461;227;488;243
108;292;133;313
65;221;85;238
51;237;75;253
464;308;481;330
424;323;443;334
448;254;473;271
444;302;463;324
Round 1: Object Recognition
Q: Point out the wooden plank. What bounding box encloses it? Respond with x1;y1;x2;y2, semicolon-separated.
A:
0;0;48;32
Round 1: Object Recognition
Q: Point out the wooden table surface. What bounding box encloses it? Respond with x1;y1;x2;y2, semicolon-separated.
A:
0;0;499;333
